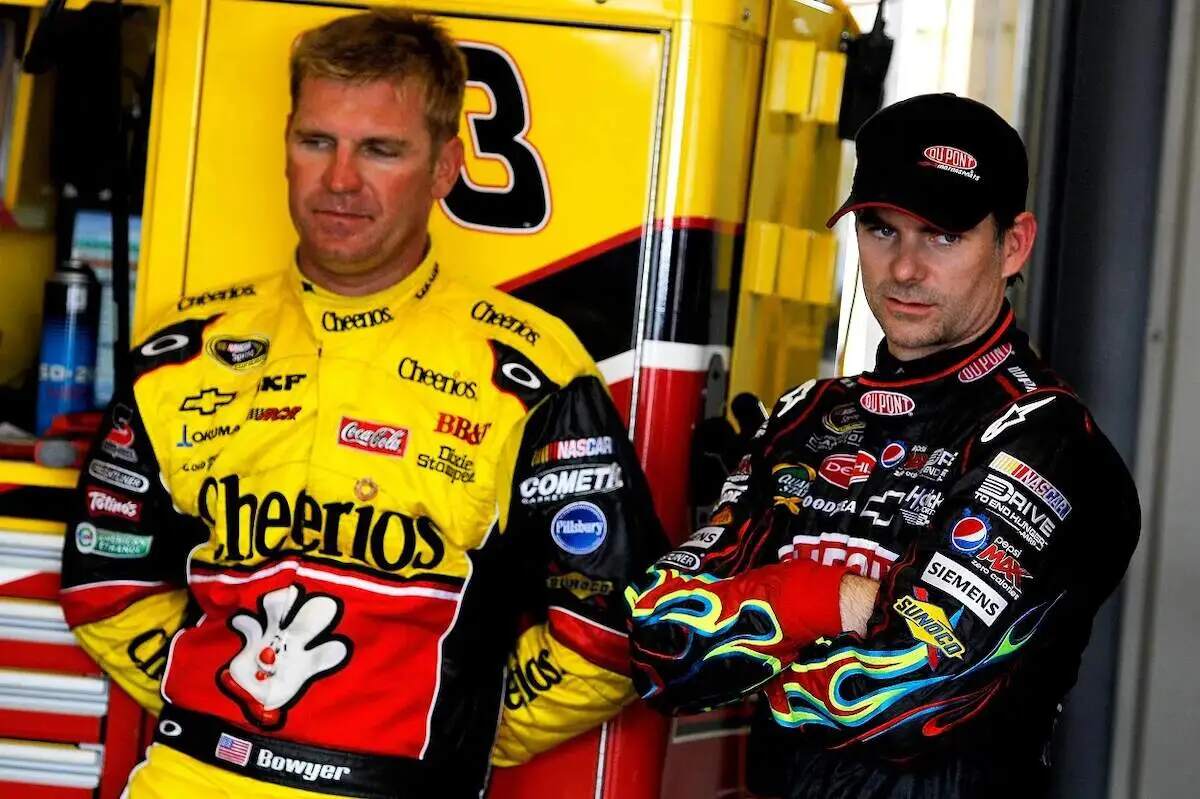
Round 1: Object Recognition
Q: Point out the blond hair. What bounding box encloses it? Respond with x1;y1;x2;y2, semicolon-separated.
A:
290;10;467;144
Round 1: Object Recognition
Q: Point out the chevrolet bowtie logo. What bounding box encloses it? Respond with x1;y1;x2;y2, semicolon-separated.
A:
180;388;236;415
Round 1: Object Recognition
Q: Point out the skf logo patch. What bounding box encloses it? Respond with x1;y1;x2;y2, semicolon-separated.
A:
434;412;491;445
259;374;306;392
894;590;965;662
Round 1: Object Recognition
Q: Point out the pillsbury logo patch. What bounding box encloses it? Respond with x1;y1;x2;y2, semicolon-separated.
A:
551;501;608;555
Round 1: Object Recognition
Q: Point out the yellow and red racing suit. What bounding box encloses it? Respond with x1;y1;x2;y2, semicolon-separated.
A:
60;243;665;798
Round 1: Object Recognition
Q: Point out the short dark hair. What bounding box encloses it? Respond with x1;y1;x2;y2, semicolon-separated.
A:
290;10;467;144
993;212;1023;287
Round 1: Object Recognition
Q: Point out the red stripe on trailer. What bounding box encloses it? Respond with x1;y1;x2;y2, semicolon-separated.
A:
0;708;102;743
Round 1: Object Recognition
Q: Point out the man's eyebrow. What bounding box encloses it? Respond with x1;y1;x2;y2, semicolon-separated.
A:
290;126;334;139
360;136;410;150
856;209;885;226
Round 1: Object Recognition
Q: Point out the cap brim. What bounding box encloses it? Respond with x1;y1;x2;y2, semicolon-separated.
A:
826;201;954;232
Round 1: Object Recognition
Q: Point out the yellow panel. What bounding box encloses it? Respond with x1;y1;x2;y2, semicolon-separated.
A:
179;0;665;303
3;14;54;226
224;0;771;34
804;231;837;305
0;516;65;533
0;460;77;488
742;222;780;297
661;21;765;223
775;226;812;302
809;50;846;123
0;230;55;385
768;39;815;116
728;0;852;407
136;0;210;333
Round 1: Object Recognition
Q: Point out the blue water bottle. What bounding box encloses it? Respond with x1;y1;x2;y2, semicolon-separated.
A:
36;261;101;434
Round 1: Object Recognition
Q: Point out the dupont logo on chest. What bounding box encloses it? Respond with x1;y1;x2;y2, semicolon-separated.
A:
958;343;1014;383
338;417;409;457
859;390;915;416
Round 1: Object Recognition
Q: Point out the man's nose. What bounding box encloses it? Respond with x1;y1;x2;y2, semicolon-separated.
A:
889;244;925;283
323;147;363;194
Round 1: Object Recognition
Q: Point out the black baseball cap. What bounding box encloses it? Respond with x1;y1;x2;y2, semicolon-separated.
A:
826;93;1028;233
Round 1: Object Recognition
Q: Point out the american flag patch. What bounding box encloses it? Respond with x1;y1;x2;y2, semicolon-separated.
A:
215;732;252;767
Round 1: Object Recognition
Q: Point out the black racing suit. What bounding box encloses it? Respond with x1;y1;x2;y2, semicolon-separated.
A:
626;303;1140;798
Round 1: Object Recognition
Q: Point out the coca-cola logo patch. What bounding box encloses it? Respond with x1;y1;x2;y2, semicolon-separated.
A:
860;390;916;416
338;417;409;458
957;343;1014;383
86;485;143;521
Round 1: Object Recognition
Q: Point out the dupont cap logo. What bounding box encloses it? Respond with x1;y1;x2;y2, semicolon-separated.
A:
860;390;915;416
923;145;978;170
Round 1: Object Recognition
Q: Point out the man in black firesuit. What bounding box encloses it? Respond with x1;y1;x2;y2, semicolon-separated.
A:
625;93;1140;798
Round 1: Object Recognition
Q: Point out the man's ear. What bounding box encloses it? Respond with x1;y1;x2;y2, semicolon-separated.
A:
431;136;464;200
1001;211;1038;281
